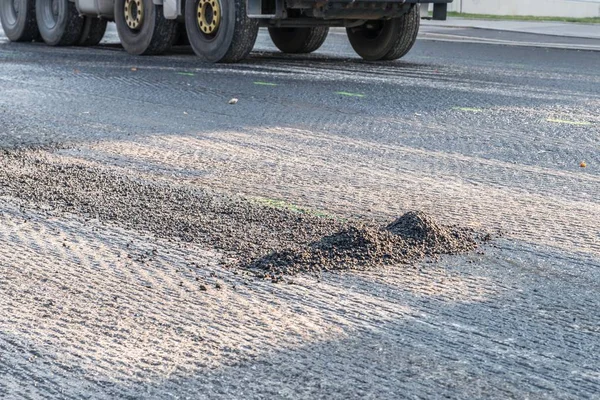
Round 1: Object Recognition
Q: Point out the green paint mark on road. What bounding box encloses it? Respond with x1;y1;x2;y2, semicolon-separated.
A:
547;118;592;126
453;107;483;112
177;72;195;76
335;91;365;98
254;81;278;86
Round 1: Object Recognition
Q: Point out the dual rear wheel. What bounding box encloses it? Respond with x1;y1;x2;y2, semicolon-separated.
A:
0;0;107;46
0;0;39;42
266;5;420;61
346;5;420;61
36;0;83;46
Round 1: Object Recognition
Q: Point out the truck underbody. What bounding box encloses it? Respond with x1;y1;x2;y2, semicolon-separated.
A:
1;0;452;61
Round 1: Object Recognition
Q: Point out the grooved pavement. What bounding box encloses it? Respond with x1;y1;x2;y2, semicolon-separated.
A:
1;25;599;399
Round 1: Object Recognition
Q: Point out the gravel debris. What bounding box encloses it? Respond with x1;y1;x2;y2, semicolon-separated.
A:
0;151;343;262
0;151;480;278
386;211;476;255
248;213;478;278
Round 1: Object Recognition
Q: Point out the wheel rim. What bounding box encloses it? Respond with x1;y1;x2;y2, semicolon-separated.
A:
1;0;19;27
196;0;221;37
1;0;20;26
40;0;61;29
124;0;144;30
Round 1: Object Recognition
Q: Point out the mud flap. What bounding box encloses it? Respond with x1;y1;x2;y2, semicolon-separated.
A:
419;1;447;21
432;2;447;20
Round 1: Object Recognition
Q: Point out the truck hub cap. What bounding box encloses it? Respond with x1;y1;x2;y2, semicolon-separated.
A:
197;0;220;35
124;0;143;30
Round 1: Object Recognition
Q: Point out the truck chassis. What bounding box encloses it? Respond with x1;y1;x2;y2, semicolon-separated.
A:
1;0;451;62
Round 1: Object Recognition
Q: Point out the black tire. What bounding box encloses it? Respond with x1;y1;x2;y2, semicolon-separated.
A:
78;17;107;46
114;0;178;55
346;5;420;61
0;0;39;42
185;0;258;63
173;23;190;46
36;0;83;46
268;27;328;54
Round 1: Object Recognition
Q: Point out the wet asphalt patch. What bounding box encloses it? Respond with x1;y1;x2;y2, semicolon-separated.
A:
0;151;481;278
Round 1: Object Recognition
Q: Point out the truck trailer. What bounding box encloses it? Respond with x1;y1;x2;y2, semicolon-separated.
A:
1;0;451;62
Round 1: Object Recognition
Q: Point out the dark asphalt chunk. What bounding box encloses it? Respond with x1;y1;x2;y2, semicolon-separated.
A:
0;151;478;275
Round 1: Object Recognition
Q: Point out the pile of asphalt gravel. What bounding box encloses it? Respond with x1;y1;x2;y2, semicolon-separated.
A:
386;211;476;255
248;212;477;278
0;151;479;278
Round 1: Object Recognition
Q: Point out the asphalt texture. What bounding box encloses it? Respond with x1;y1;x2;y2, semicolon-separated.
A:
1;23;600;399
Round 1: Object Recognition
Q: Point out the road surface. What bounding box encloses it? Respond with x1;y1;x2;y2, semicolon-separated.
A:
1;23;599;399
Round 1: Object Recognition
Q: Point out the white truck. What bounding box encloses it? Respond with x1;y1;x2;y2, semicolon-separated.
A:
1;0;451;62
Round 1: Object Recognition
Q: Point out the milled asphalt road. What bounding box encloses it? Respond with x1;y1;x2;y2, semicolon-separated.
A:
1;23;599;399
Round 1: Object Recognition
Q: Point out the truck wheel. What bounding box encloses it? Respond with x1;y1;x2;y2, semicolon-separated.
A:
114;0;178;55
0;0;39;42
346;4;419;61
78;17;107;46
36;0;83;46
185;0;258;63
268;27;328;54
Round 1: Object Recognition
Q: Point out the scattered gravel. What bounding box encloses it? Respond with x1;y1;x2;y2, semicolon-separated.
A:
0;151;480;278
0;151;342;262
